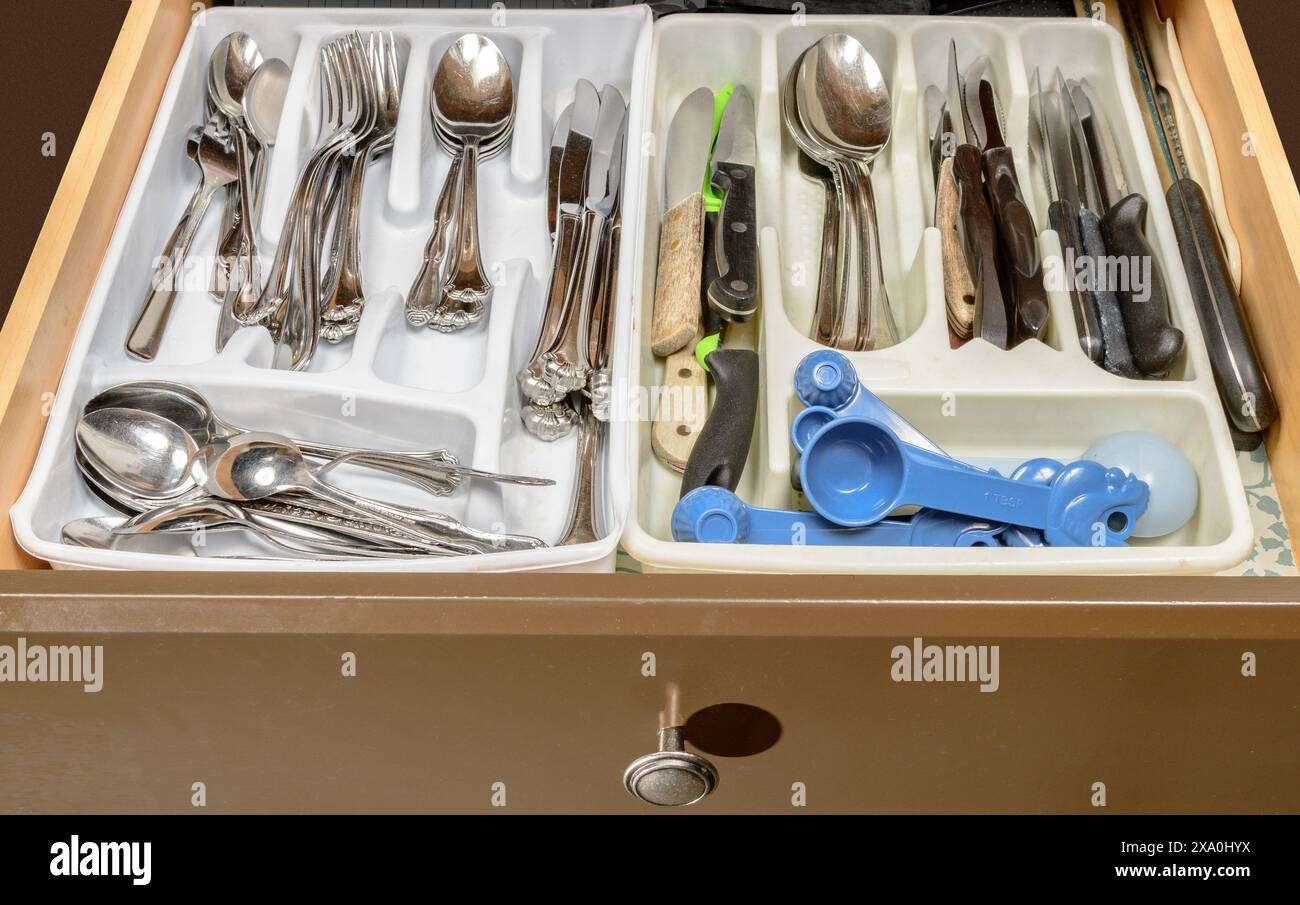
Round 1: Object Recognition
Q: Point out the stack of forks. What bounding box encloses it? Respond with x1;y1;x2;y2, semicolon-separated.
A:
239;31;402;371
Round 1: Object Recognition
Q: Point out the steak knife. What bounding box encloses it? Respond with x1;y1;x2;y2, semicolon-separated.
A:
926;84;975;342
962;56;1048;346
945;42;1009;349
1072;79;1183;377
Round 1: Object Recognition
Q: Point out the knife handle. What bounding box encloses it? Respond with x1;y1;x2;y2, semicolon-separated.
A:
652;334;709;473
1079;207;1141;379
1099;193;1184;377
708;160;759;322
679;348;760;497
651;191;705;356
1166;178;1276;432
1048;199;1103;364
936;156;975;340
531;207;582;359
981;146;1048;345
953;144;1009;349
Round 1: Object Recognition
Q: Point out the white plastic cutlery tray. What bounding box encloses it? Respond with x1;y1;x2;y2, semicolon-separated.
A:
621;14;1252;574
9;6;652;572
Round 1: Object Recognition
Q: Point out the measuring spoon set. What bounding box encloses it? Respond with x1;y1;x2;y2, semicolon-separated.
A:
670;349;1206;549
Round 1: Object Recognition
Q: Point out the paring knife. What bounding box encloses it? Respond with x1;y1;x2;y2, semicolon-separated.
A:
1031;67;1103;364
651;88;714;356
1071;79;1184;377
926;84;975;342
1116;0;1275;435
680;85;760;497
962;57;1049;346
651;87;719;471
945;42;1009;350
1060;70;1141;380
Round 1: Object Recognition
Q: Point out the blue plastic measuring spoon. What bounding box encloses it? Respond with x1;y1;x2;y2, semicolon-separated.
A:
672;486;1006;547
799;417;1150;546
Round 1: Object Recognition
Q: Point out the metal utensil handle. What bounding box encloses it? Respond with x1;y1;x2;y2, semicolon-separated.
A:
126;178;221;360
557;408;604;546
440;137;492;305
854;161;899;350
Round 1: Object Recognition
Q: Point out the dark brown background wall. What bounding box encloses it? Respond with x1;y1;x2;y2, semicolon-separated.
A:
0;0;1294;325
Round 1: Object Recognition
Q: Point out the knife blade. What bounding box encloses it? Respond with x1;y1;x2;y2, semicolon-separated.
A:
945;41;1009;349
651;87;718;471
1038;68;1103;364
1073;78;1183;376
651;88;713;356
926;84;975;341
963;56;1048;346
1061;70;1140;379
547;103;572;239
706;85;758;322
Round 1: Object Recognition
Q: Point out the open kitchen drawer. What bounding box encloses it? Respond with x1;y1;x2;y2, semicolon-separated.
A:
0;0;1298;812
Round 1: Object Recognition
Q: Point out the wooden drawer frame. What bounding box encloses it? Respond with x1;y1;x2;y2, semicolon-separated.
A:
0;0;1298;813
3;0;1298;577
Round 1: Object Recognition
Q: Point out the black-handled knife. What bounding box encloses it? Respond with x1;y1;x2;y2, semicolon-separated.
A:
1072;79;1183;377
1168;177;1276;431
706;86;758;323
681;89;761;497
1118;0;1275;430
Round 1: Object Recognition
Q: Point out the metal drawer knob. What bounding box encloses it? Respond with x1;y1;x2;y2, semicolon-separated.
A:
623;726;718;807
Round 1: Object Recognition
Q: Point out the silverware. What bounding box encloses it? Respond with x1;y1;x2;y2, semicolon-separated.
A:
427;34;516;332
319;33;401;342
84;380;552;494
125;123;238;360
518;85;626;411
793;33;898;351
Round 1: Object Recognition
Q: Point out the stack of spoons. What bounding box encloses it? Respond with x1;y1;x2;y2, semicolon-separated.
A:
783;33;900;352
66;382;555;560
406;33;516;332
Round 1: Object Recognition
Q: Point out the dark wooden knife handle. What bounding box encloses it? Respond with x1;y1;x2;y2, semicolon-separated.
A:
1100;193;1184;377
981;146;1048;345
1048;199;1103;363
708;161;758;322
1079;207;1141;379
1166;177;1276;432
953;144;1009;349
679;348;759;497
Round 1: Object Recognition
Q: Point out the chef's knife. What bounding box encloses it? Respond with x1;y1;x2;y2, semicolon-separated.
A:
926;84;975;342
652;87;719;472
945;42;1009;349
706;85;758;323
1034;67;1103;364
651;88;714;356
962;57;1048;346
1061;72;1141;379
1072;79;1183;377
681;85;760;497
1117;0;1275;432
